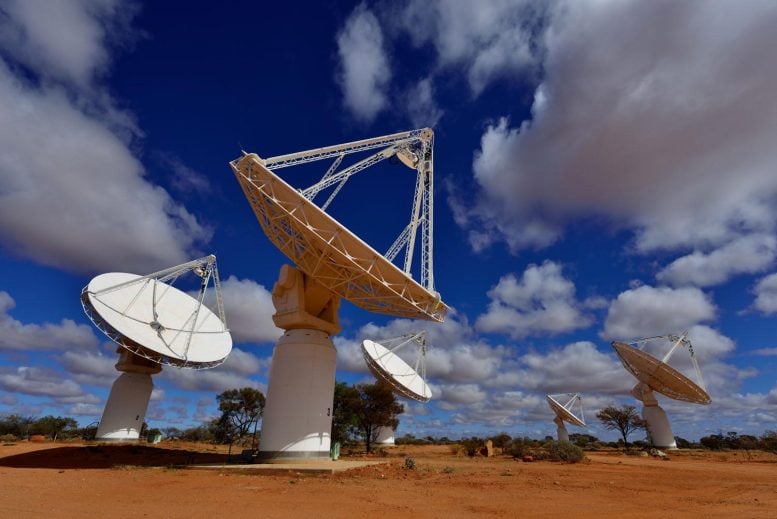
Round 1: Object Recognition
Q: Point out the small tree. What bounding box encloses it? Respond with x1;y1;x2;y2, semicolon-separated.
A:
596;405;647;450
331;381;359;445
30;416;78;440
214;387;266;454
760;430;777;453
569;433;600;449
490;433;512;453
348;382;403;454
0;414;36;439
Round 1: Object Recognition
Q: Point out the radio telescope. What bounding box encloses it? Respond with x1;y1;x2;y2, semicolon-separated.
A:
612;333;711;449
362;331;432;403
231;128;447;460
546;393;585;442
81;255;231;441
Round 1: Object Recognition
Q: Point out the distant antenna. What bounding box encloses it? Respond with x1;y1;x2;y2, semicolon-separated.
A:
612;333;711;449
361;331;431;403
81;255;232;441
546;393;585;442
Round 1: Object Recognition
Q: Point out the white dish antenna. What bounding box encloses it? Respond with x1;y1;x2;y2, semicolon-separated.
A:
612;334;710;405
81;255;232;369
361;331;431;402
546;393;586;427
230;128;448;322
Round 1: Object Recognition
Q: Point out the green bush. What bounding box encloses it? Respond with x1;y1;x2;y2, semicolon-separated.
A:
508;437;538;458
544;440;585;463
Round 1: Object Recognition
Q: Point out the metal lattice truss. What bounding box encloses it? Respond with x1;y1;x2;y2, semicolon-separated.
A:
364;332;430;402
80;255;229;369
613;333;711;404
230;129;448;322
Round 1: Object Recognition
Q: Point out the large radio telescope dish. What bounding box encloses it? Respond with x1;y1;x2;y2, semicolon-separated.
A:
612;335;711;405
361;331;431;402
546;393;586;427
81;255;232;369
230;128;448;322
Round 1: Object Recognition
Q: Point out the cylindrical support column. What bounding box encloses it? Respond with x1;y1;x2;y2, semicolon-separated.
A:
375;426;396;446
258;329;337;461
554;416;569;442
642;404;677;450
97;372;154;441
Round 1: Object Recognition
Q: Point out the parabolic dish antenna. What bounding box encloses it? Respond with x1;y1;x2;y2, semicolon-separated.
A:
612;338;710;404
230;128;448;322
361;331;431;403
546;393;586;427
81;255;232;369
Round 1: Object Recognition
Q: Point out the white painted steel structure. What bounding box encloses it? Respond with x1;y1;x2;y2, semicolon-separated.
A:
231;130;448;461
362;332;431;403
81;255;232;369
230;129;447;322
546;393;585;442
82;256;231;441
96;372;154;441
613;334;711;449
375;426;396;446
257;329;337;460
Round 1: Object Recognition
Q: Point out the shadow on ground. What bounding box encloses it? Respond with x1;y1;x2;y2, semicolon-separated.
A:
0;445;230;469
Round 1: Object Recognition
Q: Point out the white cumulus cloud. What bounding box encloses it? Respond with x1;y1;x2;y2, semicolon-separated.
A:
0;291;99;351
0;0;209;274
456;1;777;256
336;3;391;122
753;272;777;314
602;285;716;341
476;261;593;338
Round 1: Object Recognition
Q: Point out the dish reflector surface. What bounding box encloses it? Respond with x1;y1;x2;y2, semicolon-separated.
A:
612;341;711;404
361;339;431;402
546;394;585;427
231;154;447;322
82;272;232;369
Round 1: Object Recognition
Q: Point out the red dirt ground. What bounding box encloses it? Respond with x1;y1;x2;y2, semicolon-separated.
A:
1;441;775;518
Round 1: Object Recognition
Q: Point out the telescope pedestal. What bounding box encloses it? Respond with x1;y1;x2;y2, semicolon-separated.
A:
375;426;396;446
97;349;161;441
637;385;677;450
258;265;341;462
554;416;570;442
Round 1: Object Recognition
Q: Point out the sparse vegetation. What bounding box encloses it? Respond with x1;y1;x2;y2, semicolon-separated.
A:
544;440;585;463
596;405;648;450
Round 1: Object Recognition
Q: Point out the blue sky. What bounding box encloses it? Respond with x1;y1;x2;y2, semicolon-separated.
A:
1;0;776;441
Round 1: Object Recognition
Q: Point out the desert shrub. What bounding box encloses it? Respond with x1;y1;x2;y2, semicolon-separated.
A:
448;444;462;455
441;466;454;474
404;456;416;470
508;437;537;458
760;431;777;453
460;437;483;457
0;434;17;442
544;440;585;463
700;434;724;450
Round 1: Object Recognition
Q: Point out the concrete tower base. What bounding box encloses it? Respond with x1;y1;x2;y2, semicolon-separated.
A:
97;349;161;441
636;384;677;450
258;265;341;462
257;329;337;460
555;417;570;442
642;404;677;450
375;426;396;446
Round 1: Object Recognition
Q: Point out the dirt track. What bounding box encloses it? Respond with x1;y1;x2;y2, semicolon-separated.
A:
1;442;775;518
